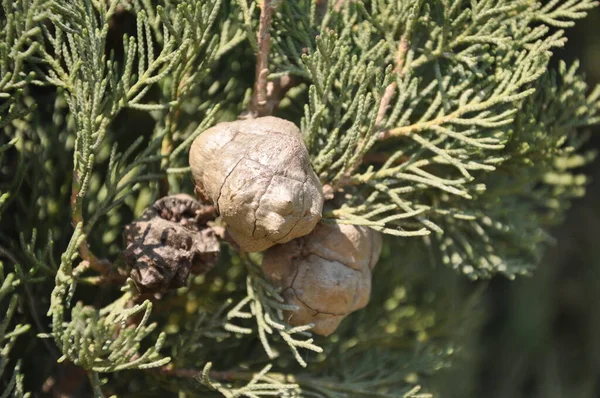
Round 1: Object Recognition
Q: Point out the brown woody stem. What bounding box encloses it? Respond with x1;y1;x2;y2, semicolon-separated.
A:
158;136;173;197
375;37;409;127
159;366;292;384
250;0;278;117
334;37;411;189
379;93;503;140
333;0;346;11
71;172;110;274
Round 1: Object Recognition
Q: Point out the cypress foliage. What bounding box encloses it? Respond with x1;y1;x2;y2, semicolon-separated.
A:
0;1;599;396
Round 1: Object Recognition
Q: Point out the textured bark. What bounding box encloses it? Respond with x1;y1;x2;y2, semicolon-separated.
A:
123;194;220;293
189;117;324;252
262;222;382;336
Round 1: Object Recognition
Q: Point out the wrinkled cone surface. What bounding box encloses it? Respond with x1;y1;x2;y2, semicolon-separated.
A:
189;116;324;252
262;222;382;335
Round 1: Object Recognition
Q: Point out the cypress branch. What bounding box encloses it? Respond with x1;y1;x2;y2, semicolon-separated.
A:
0;1;599;396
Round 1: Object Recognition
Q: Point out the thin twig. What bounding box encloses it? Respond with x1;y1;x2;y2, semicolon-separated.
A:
361;151;409;165
159;69;190;197
375;37;409;127
333;0;348;11
334;37;411;189
158;365;422;397
159;366;291;383
71;174;111;274
379;92;511;140
250;0;279;117
265;73;296;114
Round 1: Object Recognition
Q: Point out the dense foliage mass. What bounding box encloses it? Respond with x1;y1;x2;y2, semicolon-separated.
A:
1;0;599;397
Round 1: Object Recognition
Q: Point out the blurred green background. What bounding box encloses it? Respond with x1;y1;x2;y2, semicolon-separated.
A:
438;8;600;398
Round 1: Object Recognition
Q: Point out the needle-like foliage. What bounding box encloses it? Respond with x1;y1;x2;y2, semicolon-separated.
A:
0;270;31;398
0;0;599;397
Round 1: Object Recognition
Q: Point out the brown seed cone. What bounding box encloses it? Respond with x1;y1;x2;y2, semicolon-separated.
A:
189;116;324;252
262;222;382;336
123;194;220;293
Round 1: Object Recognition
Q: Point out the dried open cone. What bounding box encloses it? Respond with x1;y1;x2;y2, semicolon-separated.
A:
123;194;220;293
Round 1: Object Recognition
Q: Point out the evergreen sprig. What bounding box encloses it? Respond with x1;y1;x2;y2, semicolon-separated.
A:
0;138;21;217
200;363;299;398
430;61;600;278
47;227;170;374
225;258;323;368
302;29;392;186
0;270;31;398
0;0;599;396
86;132;165;233
0;0;49;94
285;0;600;278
